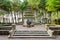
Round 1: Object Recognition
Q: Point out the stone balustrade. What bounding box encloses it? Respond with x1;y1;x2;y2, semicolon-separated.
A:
9;24;16;38
45;24;60;36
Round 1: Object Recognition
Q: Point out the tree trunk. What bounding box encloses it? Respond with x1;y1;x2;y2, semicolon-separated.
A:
3;14;4;23
22;11;23;24
10;11;14;24
57;11;58;24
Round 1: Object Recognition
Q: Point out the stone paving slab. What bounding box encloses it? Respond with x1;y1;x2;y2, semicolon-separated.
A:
16;24;46;31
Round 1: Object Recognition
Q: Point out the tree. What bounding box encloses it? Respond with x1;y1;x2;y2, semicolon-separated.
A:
46;0;60;11
46;0;60;24
0;0;12;12
27;0;40;10
0;0;12;23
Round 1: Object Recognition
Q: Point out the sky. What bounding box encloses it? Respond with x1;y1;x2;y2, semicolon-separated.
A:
20;0;24;2
10;0;24;2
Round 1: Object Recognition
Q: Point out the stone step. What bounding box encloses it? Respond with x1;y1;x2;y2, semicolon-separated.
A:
14;31;48;36
9;35;55;38
10;30;55;38
8;30;55;38
14;31;47;34
13;34;49;36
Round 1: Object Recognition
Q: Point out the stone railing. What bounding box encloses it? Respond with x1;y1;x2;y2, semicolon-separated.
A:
9;24;16;37
45;24;55;36
45;24;60;36
0;24;12;35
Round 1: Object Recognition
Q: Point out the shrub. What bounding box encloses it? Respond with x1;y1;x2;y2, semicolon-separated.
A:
53;19;60;25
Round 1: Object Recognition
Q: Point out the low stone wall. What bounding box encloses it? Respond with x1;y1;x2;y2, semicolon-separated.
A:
45;24;60;36
0;24;12;35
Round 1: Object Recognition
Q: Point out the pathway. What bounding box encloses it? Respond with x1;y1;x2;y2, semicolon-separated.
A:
16;24;46;31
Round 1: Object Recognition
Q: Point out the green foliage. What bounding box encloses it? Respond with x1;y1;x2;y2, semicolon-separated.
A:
53;18;60;24
0;0;13;11
11;0;21;11
27;0;40;9
57;19;60;24
3;0;11;7
10;0;28;11
39;0;46;8
46;0;60;11
36;12;43;18
0;0;60;15
0;11;8;15
0;0;60;11
51;12;57;19
46;0;56;11
53;0;60;10
20;0;28;10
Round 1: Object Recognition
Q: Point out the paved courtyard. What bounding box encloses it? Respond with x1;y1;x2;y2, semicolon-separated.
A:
16;24;46;31
0;24;60;40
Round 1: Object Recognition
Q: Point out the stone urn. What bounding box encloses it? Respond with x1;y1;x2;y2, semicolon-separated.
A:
26;19;32;27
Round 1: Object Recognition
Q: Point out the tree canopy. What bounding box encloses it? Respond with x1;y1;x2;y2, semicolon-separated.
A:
0;0;60;12
46;0;60;11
